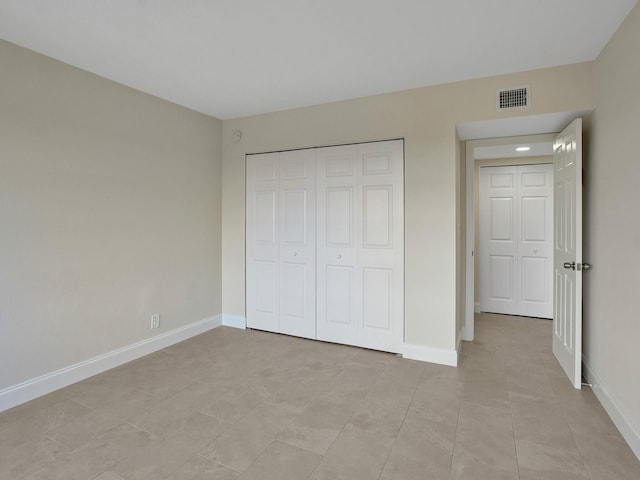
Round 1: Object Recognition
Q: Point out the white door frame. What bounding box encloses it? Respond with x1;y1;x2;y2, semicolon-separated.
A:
463;133;556;340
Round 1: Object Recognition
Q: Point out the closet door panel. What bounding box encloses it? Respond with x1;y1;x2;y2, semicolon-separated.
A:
278;149;316;339
357;141;404;353
246;153;280;332
316;145;359;347
517;163;553;318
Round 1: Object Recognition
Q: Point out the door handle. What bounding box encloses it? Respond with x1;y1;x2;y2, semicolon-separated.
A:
578;262;592;272
337;254;342;259
563;262;576;270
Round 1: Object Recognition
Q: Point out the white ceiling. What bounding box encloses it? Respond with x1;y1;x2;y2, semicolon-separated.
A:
0;1;637;119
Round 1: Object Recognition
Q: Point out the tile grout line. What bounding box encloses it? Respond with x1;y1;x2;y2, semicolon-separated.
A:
448;376;465;480
546;372;595;480
377;362;427;479
304;359;391;479
196;452;244;474
542;351;595;479
507;388;523;479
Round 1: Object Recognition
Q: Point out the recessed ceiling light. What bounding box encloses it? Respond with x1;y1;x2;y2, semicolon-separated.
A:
516;146;531;152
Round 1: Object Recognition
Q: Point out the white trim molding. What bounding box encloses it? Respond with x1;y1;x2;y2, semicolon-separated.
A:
0;314;222;413
583;357;640;461
461;327;473;342
402;343;458;367
222;314;246;329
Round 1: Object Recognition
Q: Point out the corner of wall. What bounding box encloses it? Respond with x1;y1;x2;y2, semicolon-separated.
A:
403;343;458;367
222;314;247;330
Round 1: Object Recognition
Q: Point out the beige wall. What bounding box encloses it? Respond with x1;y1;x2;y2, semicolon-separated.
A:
222;62;595;353
473;156;553;305
585;2;640;440
0;40;223;390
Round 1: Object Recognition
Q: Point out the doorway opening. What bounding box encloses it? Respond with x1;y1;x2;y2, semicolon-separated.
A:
464;132;556;340
458;111;590;389
477;149;554;319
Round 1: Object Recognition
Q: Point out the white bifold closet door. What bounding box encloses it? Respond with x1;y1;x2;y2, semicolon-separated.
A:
316;140;404;353
479;164;553;319
246;139;403;353
245;149;316;339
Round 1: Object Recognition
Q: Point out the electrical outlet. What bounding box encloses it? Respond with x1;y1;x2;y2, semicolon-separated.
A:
151;314;160;329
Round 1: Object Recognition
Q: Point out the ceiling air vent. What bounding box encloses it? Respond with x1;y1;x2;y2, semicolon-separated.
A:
497;85;530;111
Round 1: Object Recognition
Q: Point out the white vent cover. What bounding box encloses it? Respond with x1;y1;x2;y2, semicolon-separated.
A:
497;85;530;110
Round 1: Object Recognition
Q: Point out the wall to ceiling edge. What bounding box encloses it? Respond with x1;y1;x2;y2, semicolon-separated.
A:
221;61;595;355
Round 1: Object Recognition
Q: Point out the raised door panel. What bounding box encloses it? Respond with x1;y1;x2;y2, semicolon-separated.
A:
362;186;393;249
325;265;355;326
490;197;514;241
254;191;277;244
281;263;306;318
326;187;354;247
521;256;547;303
254;261;277;315
362;268;392;330
489;255;514;301
282;190;307;244
521;197;546;242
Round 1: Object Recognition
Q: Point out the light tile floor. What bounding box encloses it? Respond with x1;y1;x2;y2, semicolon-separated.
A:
2;313;639;479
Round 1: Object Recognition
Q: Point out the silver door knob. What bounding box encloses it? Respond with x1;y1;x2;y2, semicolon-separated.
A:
337;254;342;259
563;262;576;270
581;262;592;271
293;252;298;256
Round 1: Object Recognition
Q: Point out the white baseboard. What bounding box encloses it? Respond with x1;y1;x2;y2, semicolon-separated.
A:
222;314;246;329
583;356;640;461
0;314;222;413
402;343;458;367
474;302;481;313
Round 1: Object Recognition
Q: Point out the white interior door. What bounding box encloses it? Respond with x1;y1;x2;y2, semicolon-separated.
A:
480;166;518;314
480;164;553;318
246;150;316;338
357;141;404;352
518;164;554;318
246;153;280;332
278;149;316;339
553;118;583;389
316;145;359;346
316;140;404;353
248;139;403;353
